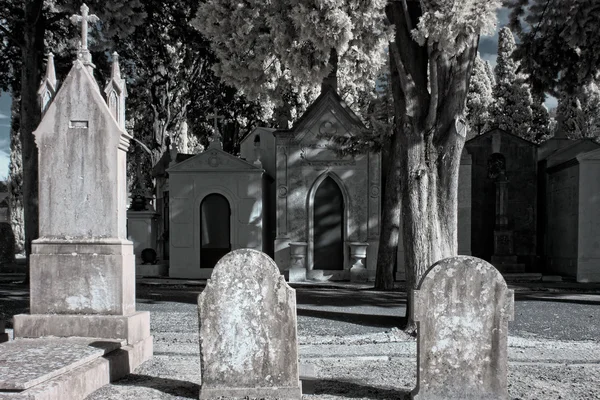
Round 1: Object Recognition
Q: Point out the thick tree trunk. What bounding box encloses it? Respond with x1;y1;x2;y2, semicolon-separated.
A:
374;131;401;290
384;0;476;333
400;119;464;333
20;0;45;283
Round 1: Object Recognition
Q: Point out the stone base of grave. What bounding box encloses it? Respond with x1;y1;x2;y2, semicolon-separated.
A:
199;384;302;399
0;336;153;400
13;311;151;345
136;262;169;277
29;239;136;315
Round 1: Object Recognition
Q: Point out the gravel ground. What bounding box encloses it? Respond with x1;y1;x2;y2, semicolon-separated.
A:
1;279;599;399
84;286;600;400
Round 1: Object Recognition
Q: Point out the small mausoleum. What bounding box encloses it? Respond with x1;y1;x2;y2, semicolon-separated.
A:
166;129;268;279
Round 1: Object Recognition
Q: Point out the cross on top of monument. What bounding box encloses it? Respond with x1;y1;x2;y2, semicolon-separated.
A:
207;109;224;148
70;4;99;50
70;4;99;69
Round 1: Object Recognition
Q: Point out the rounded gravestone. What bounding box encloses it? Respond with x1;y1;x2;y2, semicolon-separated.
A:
197;248;301;399
412;256;514;400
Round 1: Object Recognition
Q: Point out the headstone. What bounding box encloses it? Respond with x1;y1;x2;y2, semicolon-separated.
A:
412;256;514;400
197;249;302;399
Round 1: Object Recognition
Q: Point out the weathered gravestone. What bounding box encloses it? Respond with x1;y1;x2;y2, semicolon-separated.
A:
198;249;302;399
412;256;514;400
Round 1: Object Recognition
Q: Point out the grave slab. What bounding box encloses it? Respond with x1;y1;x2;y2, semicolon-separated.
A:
198;249;302;399
412;256;514;400
0;338;123;390
0;336;152;400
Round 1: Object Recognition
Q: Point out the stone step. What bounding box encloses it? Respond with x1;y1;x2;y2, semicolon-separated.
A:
494;263;527;274
0;336;152;400
503;273;543;282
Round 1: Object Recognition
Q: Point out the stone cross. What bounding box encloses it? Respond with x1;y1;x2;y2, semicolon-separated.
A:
207;109;224;143
197;249;302;399
70;4;99;50
412;256;514;400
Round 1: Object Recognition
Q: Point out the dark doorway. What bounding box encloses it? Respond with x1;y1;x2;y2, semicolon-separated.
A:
200;194;231;269
313;177;344;270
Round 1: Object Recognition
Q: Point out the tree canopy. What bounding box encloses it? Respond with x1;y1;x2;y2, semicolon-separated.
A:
507;0;600;97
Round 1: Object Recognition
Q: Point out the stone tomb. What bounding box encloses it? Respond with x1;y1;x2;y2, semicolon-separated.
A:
167;139;266;279
412;256;514;400
7;5;151;399
198;249;301;399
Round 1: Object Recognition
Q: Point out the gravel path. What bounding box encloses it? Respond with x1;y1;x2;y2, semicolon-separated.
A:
85;286;600;400
2;280;599;399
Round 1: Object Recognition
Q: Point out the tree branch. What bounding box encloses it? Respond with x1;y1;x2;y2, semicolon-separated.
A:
425;46;440;132
0;23;23;47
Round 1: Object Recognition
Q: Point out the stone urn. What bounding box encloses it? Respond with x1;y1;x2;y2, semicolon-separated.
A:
349;242;369;283
288;242;308;282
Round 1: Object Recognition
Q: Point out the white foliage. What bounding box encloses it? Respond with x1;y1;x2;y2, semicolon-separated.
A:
491;27;534;140
195;0;390;120
466;53;494;136
412;0;502;54
556;80;600;140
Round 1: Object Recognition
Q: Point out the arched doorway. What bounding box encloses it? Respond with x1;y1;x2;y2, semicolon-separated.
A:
200;194;231;269
313;176;344;270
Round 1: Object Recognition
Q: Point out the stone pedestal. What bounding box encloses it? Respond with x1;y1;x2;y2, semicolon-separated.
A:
349;242;369;283
127;210;159;264
288;242;307;282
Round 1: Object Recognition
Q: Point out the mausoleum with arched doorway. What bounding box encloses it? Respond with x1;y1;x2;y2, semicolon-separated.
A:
166;141;267;278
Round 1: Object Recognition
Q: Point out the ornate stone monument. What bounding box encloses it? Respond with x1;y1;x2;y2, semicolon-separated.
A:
198;249;302;399
13;3;152;355
412;256;514;400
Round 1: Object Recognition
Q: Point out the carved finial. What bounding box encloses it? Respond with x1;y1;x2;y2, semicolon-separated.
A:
207;109;225;149
104;51;127;129
111;52;121;80
45;53;57;88
70;4;99;71
38;52;59;115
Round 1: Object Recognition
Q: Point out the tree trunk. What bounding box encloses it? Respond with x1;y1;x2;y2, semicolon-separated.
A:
384;0;476;333
8;93;24;255
20;0;46;283
374;130;401;290
399;118;464;333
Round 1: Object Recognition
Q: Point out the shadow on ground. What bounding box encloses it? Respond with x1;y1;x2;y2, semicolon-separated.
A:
311;379;410;399
112;374;199;399
297;308;406;329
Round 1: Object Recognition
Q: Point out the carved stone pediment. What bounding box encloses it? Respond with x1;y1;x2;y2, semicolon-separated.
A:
167;148;262;173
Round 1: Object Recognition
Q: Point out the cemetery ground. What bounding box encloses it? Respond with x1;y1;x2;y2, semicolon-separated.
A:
1;273;600;399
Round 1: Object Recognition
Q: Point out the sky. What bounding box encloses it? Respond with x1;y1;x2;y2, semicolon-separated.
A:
0;7;557;181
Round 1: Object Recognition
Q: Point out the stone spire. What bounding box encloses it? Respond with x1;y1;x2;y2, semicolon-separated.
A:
37;52;58;115
104;52;127;129
70;3;99;74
